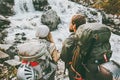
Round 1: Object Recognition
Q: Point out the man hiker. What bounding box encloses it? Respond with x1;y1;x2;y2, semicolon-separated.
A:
60;14;86;80
61;14;112;80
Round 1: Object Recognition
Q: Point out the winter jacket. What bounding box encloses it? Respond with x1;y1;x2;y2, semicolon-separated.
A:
61;33;76;63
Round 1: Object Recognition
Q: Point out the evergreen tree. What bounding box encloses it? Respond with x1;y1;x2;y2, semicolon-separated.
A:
102;0;120;16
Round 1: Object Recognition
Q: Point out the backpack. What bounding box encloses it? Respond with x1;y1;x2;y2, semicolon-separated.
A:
61;23;112;62
74;23;112;64
17;39;57;80
61;23;112;78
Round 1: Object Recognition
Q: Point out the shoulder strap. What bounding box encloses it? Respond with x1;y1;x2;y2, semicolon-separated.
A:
71;38;95;70
71;45;80;68
83;38;96;63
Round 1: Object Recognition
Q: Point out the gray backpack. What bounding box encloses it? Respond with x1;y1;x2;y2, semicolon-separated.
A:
17;39;57;80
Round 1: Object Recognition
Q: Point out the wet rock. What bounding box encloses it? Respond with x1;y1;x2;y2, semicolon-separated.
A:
87;18;97;23
113;19;120;26
4;0;14;4
14;32;27;44
41;9;61;31
0;0;14;16
68;0;80;3
5;44;18;59
0;15;10;27
33;0;49;11
0;50;9;63
4;59;21;67
0;15;10;43
1;59;19;80
0;30;8;44
90;10;97;15
102;14;120;35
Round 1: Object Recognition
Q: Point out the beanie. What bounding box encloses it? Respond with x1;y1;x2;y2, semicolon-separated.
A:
35;25;50;38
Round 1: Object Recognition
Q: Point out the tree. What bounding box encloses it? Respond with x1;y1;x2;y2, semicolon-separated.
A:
102;0;120;17
91;0;108;9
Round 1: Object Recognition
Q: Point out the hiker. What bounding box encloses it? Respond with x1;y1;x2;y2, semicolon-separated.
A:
17;25;60;80
61;14;112;80
61;14;86;80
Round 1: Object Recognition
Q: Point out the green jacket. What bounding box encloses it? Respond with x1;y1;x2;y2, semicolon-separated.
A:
60;33;76;63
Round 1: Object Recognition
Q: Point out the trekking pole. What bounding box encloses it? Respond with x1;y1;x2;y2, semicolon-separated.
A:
81;63;90;72
64;67;66;74
64;63;67;74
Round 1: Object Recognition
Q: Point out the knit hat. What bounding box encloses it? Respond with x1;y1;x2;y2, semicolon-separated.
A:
35;25;50;38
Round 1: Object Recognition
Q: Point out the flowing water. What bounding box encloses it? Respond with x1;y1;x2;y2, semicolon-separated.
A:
14;0;35;14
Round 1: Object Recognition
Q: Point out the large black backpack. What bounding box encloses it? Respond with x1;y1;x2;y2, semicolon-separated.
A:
74;23;112;64
61;23;112;65
61;23;112;79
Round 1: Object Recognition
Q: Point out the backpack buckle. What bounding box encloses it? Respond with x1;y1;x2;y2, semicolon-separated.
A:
103;53;108;62
74;76;84;80
22;60;39;67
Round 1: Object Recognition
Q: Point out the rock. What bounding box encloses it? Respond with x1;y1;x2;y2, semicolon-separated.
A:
3;0;14;4
0;30;8;43
0;50;9;59
41;9;61;31
2;59;20;80
0;15;10;44
4;59;21;67
33;0;49;11
14;32;26;44
0;50;9;63
0;0;14;16
87;18;97;23
0;15;10;27
5;44;18;59
90;10;97;15
68;0;80;3
113;19;120;26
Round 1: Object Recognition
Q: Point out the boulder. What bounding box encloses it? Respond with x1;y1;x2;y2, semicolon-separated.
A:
0;0;14;16
5;44;18;59
87;18;97;23
0;30;8;43
0;15;10;27
0;50;9;63
41;9;61;31
33;0;49;11
90;10;98;15
0;15;10;43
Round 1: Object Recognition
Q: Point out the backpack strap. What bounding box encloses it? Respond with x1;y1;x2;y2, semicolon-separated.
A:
70;44;85;80
70;64;83;80
70;38;95;77
71;45;80;68
82;38;96;64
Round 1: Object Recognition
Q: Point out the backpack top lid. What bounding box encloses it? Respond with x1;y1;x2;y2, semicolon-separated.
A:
75;23;111;45
17;39;52;61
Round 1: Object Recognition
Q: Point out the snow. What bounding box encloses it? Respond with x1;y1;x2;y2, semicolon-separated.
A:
1;0;120;80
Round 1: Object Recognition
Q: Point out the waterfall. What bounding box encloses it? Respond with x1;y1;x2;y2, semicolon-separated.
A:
14;0;35;14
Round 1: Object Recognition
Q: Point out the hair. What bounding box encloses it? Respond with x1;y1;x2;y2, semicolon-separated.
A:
71;14;86;29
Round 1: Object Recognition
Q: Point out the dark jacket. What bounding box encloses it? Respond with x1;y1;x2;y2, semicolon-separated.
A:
60;33;76;63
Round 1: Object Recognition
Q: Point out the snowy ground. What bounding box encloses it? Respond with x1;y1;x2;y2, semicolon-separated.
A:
1;0;120;80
